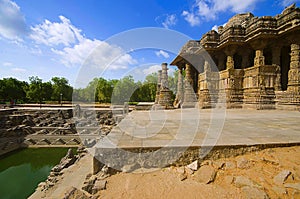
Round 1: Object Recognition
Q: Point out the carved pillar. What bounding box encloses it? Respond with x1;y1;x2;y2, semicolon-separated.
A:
226;55;234;69
155;70;162;104
182;63;197;108
185;63;193;88
287;44;300;94
158;63;173;109
272;47;282;91
161;63;168;89
254;49;265;66
173;67;184;108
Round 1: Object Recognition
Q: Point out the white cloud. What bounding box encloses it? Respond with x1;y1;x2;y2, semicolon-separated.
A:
30;15;137;69
0;0;27;40
11;67;26;72
155;50;170;58
53;38;137;69
156;14;177;29
212;25;218;32
282;0;300;7
182;0;262;26
30;15;83;46
142;64;175;77
3;62;13;66
182;11;201;27
162;14;177;29
143;64;161;75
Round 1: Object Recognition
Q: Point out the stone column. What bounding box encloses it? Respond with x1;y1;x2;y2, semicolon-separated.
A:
182;63;197;108
173;67;184;108
254;49;265;66
272;47;282;91
161;63;168;89
185;63;194;87
158;63;173;109
287;44;300;93
154;70;162;104
226;55;234;69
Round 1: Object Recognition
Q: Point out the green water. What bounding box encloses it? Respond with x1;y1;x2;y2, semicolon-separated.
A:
0;148;73;199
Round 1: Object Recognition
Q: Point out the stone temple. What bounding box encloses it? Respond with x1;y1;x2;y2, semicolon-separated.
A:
169;4;300;110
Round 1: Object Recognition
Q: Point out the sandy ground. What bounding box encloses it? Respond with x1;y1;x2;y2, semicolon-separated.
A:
30;146;300;199
98;146;300;199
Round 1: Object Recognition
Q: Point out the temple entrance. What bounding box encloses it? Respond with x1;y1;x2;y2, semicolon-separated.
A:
280;46;291;91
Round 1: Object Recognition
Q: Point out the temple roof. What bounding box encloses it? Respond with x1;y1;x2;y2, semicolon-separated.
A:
170;4;300;66
224;13;254;29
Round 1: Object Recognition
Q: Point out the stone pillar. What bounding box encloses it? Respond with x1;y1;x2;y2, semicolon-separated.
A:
182;63;197;108
161;63;168;89
226;55;234;69
173;67;184;108
185;63;194;87
287;44;300;94
272;47;282;91
154;70;162;104
254;49;265;66
158;63;173;109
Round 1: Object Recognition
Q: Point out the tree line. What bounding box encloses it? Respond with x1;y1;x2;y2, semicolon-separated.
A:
0;72;178;104
0;76;73;104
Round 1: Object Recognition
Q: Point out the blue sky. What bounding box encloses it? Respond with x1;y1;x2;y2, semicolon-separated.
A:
0;0;299;87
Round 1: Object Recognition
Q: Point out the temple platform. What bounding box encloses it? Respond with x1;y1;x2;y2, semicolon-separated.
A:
92;108;300;170
97;108;300;149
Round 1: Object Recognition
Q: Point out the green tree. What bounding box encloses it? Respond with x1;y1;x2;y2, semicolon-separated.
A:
96;78;114;103
0;78;28;103
112;75;137;103
51;77;73;102
27;76;43;103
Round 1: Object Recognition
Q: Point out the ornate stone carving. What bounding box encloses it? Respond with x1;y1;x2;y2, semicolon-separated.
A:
154;70;162;104
254;50;265;67
182;64;198;108
173;68;184;108
158;63;173;109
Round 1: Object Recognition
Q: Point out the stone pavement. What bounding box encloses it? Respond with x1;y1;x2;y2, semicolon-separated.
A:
97;108;300;149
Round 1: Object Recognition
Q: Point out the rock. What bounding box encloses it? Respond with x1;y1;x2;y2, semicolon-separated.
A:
66;148;74;158
186;160;198;171
234;176;256;188
241;186;269;199
213;160;225;170
175;167;187;181
273;170;291;185
237;157;251;169
82;175;97;194
91;180;107;194
193;165;216;184
224;175;234;184
200;160;212;167
272;186;287;195
184;166;194;175
64;187;89;199
224;161;236;170
284;183;300;190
